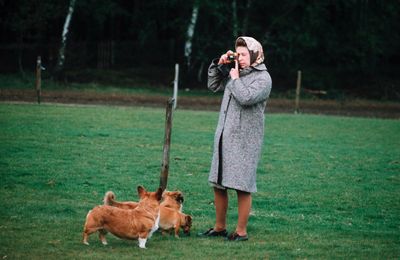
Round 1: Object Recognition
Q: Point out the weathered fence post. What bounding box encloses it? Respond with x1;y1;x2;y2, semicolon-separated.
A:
159;98;174;191
173;64;179;110
35;56;42;104
294;70;302;114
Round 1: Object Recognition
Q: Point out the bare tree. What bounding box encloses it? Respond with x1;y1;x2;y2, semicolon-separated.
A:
56;0;76;72
184;0;199;68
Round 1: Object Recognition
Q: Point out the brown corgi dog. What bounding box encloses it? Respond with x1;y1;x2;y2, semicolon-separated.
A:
82;186;162;248
102;189;191;237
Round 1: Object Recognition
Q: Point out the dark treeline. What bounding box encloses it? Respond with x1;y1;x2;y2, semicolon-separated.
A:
0;0;399;100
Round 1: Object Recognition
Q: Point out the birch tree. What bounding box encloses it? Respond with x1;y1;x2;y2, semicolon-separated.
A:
56;0;76;72
184;0;199;68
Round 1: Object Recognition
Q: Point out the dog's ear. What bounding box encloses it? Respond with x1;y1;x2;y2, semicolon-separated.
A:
186;215;192;225
137;186;146;198
176;193;184;204
155;188;163;201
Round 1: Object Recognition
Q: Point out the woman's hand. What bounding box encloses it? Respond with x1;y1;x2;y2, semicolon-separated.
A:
218;50;235;65
229;60;239;79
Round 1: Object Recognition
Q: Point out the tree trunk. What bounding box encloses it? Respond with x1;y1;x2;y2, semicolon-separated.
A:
197;61;204;82
184;1;199;68
56;0;76;72
17;33;25;78
242;0;252;35
97;41;114;69
232;0;238;38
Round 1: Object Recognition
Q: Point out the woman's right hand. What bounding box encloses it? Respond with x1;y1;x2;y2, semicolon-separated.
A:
218;50;235;64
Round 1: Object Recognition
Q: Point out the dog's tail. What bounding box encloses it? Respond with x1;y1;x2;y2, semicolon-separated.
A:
103;191;116;205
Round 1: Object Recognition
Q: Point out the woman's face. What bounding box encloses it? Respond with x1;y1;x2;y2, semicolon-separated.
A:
236;46;251;69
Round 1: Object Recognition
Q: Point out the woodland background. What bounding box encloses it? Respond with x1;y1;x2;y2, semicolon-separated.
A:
0;0;399;100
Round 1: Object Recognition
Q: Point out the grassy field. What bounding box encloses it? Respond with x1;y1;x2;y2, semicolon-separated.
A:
0;103;399;259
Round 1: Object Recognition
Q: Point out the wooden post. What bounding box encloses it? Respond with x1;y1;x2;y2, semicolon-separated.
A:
294;70;302;114
35;56;42;104
159;98;174;191
173;64;179;110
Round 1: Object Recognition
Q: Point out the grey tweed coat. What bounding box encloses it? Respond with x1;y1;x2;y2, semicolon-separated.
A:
208;60;272;193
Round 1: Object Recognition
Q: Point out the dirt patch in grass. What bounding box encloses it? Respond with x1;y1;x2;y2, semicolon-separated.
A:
1;89;399;119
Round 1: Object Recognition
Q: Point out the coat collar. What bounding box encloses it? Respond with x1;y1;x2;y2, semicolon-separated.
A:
239;63;267;76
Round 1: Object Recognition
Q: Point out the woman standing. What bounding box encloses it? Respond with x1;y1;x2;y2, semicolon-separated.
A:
199;36;272;241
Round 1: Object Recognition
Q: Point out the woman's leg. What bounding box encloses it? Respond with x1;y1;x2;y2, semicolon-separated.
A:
236;190;252;236
214;187;228;231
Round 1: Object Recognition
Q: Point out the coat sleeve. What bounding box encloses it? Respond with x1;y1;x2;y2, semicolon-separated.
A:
227;71;272;106
207;59;226;92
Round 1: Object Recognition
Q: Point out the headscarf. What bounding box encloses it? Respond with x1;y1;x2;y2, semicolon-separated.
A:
235;36;265;66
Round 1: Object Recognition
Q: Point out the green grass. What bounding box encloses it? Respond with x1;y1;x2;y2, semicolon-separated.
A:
0;103;399;259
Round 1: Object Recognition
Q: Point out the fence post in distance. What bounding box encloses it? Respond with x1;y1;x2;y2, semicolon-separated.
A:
35;56;42;104
173;64;179;110
295;70;302;114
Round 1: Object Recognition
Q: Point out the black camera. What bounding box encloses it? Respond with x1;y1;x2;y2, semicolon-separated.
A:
217;52;238;77
227;52;238;62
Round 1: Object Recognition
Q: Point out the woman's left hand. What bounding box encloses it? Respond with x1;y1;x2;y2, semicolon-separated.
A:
230;60;239;79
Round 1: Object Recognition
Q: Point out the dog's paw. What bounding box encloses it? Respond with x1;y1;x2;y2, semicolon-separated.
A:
101;241;108;246
138;238;147;249
83;241;90;246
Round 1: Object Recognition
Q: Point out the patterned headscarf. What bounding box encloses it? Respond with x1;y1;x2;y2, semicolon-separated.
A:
235;36;265;66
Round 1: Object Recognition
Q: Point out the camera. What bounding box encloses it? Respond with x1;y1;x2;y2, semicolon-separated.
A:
217;52;239;77
227;52;238;62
